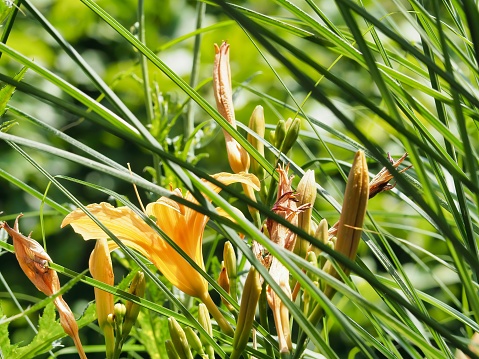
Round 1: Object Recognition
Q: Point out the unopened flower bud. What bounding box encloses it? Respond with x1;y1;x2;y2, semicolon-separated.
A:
273;119;286;149
294;170;316;258
281;118;300;154
217;263;233;311
247;105;265;179
231;267;261;359
198;303;213;343
223;241;237;281
306;251;318;281
198;303;215;359
114;303;126;320
168;317;193;359
90;237;115;358
122;271;145;340
165;339;180;359
324;151;369;296
184;327;205;355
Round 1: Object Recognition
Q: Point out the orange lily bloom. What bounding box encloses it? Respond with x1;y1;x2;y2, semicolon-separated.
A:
61;172;259;335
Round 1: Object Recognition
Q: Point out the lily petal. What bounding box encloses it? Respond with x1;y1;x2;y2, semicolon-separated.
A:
62;203;207;297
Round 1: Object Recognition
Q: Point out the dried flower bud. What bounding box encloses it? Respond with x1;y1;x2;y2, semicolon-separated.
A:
369;152;410;199
168;317;193;359
231;267;261;359
1;216;87;359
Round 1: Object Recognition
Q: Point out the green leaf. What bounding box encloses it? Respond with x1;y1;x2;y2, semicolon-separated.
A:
14;303;61;359
0;66;27;116
0;302;18;358
135;309;169;359
0;0;13;25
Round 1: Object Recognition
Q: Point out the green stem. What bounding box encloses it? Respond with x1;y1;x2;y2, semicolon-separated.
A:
185;1;206;155
201;292;234;337
138;0;154;125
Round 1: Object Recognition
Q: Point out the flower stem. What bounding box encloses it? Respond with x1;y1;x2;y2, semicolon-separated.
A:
201;293;234;337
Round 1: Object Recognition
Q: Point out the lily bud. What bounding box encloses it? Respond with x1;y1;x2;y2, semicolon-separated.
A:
223;241;237;282
168;317;194;359
294;170;316;258
231;267;261;359
324;151;369;295
213;41;250;174
184;327;205;355
89;238;115;358
198;303;215;359
1;216;87;359
281;118;300;153
217;263;233;312
273;119;286;149
247;105;266;179
223;241;237;301
122;271;145;340
306;251;318;281
165;339;180;359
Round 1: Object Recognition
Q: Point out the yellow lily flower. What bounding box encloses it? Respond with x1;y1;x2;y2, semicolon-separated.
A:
61;172;259;335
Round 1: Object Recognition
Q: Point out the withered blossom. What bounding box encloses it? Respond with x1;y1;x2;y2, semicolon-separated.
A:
1;215;87;359
213;41;250;174
369;152;410;199
253;165;310;353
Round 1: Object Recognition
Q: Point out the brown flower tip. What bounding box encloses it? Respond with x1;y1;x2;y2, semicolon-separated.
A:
369;152;411;199
214;41;235;125
213;41;250;174
1;214;59;296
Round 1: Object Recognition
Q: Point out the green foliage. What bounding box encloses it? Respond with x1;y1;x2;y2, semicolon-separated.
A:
1;0;479;358
0;302;95;359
